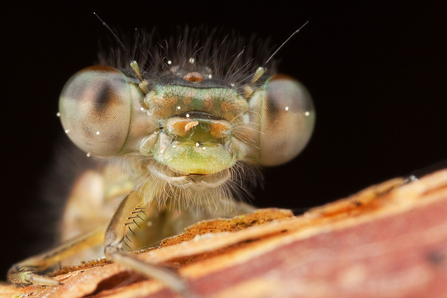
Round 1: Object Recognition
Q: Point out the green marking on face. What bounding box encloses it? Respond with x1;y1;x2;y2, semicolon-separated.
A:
153;135;236;174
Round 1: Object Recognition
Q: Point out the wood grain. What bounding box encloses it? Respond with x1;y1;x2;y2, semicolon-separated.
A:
3;170;447;298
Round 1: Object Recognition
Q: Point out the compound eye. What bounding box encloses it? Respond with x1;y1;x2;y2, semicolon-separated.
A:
259;74;315;166
59;65;142;157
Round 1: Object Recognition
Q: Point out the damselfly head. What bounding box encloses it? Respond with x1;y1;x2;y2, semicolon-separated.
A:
58;23;315;192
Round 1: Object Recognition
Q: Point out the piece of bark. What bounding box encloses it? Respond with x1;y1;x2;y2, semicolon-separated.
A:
3;170;447;298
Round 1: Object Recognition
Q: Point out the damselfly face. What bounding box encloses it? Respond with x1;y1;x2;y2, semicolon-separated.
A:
58;29;315;201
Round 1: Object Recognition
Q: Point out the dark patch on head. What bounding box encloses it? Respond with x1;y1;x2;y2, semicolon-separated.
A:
266;92;281;117
265;79;287;118
94;83;115;115
266;74;301;119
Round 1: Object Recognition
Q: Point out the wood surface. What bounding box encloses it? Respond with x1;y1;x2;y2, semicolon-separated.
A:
3;170;447;298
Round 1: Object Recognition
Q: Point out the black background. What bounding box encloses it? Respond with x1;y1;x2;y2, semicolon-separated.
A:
1;1;447;279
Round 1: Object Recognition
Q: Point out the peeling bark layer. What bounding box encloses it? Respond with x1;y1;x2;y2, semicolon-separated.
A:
3;170;447;298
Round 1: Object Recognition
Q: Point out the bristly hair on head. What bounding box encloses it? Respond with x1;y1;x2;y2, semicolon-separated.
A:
97;27;278;88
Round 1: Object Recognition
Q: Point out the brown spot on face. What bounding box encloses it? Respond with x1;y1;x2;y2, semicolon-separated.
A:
184;72;203;82
152;106;171;118
170;121;188;137
153;96;177;107
183;89;196;105
167;118;197;137
220;101;237;112
165;97;178;106
203;94;214;110
183;97;191;104
210;121;231;138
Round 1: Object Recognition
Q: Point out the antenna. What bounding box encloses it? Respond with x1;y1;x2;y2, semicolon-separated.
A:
93;13;134;64
264;21;309;67
251;21;309;85
93;12;150;95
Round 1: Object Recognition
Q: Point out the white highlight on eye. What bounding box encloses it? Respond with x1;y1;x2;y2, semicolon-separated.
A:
86;153;91;157
305;111;310;116
186;113;190;118
285;106;289;111
196;143;200;147
189;57;195;64
65;129;70;133
177;106;181;110
208;74;212;79
96;131;100;135
56;112;60;117
167;60;172;65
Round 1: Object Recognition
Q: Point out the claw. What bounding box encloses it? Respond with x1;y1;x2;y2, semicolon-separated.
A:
8;266;61;287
